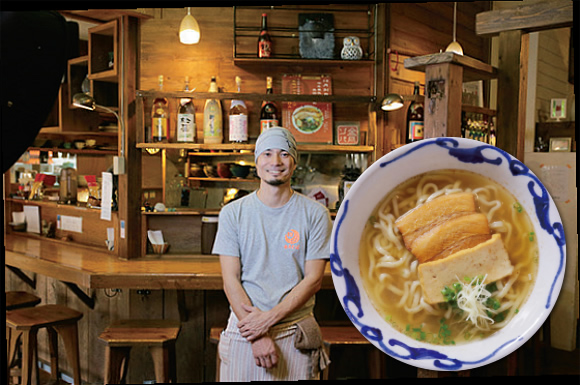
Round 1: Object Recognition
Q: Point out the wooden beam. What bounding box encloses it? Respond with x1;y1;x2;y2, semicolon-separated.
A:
476;0;573;37
496;30;524;159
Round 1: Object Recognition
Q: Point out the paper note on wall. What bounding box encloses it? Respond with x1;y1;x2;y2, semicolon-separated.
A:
23;205;40;234
539;165;570;203
100;171;113;221
61;215;83;233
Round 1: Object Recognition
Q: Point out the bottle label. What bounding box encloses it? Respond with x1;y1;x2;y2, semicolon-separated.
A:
229;115;248;142
152;117;168;140
259;40;272;58
177;113;196;142
408;121;424;140
343;180;355;197
260;119;279;133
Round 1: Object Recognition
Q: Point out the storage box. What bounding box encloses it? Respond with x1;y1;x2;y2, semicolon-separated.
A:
282;74;333;144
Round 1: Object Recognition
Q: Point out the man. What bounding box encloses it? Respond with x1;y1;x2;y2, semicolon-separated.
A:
212;126;332;381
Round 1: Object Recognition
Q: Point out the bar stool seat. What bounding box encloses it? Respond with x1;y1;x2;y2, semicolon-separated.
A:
319;326;382;380
99;319;181;384
6;291;41;311
6;304;83;385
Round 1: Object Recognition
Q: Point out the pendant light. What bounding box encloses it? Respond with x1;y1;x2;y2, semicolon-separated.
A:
445;2;463;55
179;7;200;45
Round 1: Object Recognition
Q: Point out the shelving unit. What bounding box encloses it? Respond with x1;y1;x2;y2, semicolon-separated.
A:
88;19;119;109
233;5;376;62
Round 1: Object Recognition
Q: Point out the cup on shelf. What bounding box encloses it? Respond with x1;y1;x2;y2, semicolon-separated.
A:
74;141;86;150
85;139;97;148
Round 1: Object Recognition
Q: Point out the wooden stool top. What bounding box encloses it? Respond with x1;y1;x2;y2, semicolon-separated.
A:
321;326;370;346
99;319;181;346
6;304;83;330
5;291;41;310
209;326;224;344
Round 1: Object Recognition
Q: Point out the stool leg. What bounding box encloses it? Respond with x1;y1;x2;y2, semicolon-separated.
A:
149;344;176;384
53;323;80;385
47;327;60;383
7;327;22;368
20;329;39;385
104;346;131;384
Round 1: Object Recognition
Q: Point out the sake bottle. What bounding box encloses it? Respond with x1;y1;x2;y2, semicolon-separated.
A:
203;76;223;144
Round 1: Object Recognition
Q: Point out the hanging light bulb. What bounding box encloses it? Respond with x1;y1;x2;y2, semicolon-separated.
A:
445;2;463;55
179;7;200;45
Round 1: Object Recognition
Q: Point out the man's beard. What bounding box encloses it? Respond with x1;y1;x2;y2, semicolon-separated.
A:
264;178;286;186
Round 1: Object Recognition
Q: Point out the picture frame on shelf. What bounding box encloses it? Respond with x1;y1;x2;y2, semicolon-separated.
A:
462;80;483;107
549;137;572;152
550;98;567;120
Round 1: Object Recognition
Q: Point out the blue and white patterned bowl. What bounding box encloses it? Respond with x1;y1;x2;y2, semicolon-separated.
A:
330;137;566;371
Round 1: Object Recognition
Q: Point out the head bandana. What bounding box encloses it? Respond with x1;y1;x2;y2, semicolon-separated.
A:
254;126;298;162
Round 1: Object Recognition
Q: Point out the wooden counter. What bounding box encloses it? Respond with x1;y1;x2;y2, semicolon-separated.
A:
4;234;335;290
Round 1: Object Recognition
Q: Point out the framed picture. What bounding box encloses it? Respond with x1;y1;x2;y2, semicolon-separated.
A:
550;98;567;120
462;80;484;107
549;137;572;152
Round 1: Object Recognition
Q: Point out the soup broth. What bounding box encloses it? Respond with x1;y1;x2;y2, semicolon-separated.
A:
359;169;538;345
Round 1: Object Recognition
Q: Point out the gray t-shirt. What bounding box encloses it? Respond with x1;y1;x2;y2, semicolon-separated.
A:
212;191;332;324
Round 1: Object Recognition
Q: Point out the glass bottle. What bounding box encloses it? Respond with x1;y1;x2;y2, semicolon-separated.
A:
258;13;272;58
337;154;361;210
177;76;196;143
229;76;248;143
260;76;279;133
151;75;169;143
405;81;424;143
203;76;223;144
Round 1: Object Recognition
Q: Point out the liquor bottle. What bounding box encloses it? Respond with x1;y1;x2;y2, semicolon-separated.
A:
258;13;272;58
151;75;169;142
229;76;248;142
405;81;424;143
177;76;196;143
260;76;279;133
203;76;223;144
337;154;361;210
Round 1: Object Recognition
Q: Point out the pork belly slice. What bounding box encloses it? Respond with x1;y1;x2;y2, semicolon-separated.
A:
395;192;477;249
418;234;514;305
410;213;491;264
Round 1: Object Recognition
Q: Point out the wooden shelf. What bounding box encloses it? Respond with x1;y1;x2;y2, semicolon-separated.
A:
137;142;374;153
27;147;118;155
136;90;375;104
188;177;259;183
233;57;375;66
404;52;497;82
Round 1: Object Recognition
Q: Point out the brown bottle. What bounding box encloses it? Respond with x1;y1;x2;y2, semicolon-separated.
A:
406;81;424;143
258;13;272;58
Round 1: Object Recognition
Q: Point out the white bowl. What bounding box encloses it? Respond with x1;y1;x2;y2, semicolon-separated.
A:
330;137;566;371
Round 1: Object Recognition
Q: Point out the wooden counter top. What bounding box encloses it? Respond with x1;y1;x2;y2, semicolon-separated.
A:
4;234;335;290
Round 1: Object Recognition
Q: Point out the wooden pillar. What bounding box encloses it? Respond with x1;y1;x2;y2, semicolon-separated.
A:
117;15;142;259
496;29;526;160
424;62;463;138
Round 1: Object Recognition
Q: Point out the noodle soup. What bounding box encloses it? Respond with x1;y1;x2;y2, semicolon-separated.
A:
359;169;538;345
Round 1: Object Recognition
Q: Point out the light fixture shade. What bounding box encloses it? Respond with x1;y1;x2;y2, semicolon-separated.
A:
381;93;404;111
445;41;464;55
72;93;96;111
180;11;200;45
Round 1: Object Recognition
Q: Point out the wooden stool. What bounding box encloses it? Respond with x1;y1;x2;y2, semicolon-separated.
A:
6;291;42;385
6;291;41;311
320;326;383;380
99;319;181;384
6;304;83;385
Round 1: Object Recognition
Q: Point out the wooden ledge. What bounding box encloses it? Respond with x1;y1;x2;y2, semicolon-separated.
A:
4;234;334;290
